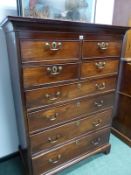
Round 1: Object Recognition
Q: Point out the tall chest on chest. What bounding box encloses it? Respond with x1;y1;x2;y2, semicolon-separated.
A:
2;17;129;175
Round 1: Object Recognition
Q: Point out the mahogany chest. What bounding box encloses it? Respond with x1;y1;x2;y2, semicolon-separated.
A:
2;16;129;175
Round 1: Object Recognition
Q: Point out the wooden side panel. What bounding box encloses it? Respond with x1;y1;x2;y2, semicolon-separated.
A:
5;32;27;149
4;32;31;174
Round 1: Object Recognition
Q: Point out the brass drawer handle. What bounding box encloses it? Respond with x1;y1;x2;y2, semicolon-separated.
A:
47;65;63;76
48;134;61;144
92;119;102;127
91;137;101;146
48;154;61;164
45;42;62;51
98;42;109;50
75;140;80;145
77;83;82;89
95;62;106;70
96;82;105;90
95;100;104;107
46;113;59;121
45;91;61;101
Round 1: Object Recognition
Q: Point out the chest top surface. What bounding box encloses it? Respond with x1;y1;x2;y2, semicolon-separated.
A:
1;16;129;35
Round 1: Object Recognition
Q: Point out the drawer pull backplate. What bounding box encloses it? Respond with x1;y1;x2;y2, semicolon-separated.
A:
97;42;109;50
45;42;62;51
48;154;61;164
45;91;61;101
47;65;63;76
95;100;104;107
92;119;102;127
46;113;59;121
96;82;106;90
91;137;101;146
48;134;61;144
95;62;106;70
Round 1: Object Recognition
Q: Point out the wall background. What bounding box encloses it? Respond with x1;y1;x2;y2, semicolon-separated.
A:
113;0;131;26
0;0;114;158
95;0;115;24
0;1;19;158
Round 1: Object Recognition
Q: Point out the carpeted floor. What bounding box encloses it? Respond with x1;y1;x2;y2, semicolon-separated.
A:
0;134;131;175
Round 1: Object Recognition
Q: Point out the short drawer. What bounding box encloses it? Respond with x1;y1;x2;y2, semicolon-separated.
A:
32;128;110;175
28;92;114;133
25;77;116;110
81;59;119;78
23;63;78;89
30;109;112;154
20;40;80;62
83;41;122;59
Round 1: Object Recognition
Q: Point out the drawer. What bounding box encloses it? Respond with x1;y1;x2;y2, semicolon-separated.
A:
30;109;112;154
28;93;114;133
20;40;80;62
32;128;110;175
81;59;119;78
23;63;78;89
83;41;122;59
26;77;116;110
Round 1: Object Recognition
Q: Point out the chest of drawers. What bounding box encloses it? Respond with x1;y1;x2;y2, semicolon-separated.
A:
2;16;129;175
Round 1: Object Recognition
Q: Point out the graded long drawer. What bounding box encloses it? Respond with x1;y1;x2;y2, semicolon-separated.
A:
27;92;114;133
30;109;112;154
20;40;80;62
25;77;116;110
23;63;78;89
83;41;121;58
81;59;119;78
32;128;110;175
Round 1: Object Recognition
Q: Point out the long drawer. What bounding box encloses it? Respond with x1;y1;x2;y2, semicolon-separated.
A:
25;77;116;110
30;109;112;154
32;128;110;175
27;92;114;133
81;59;119;78
23;63;79;89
